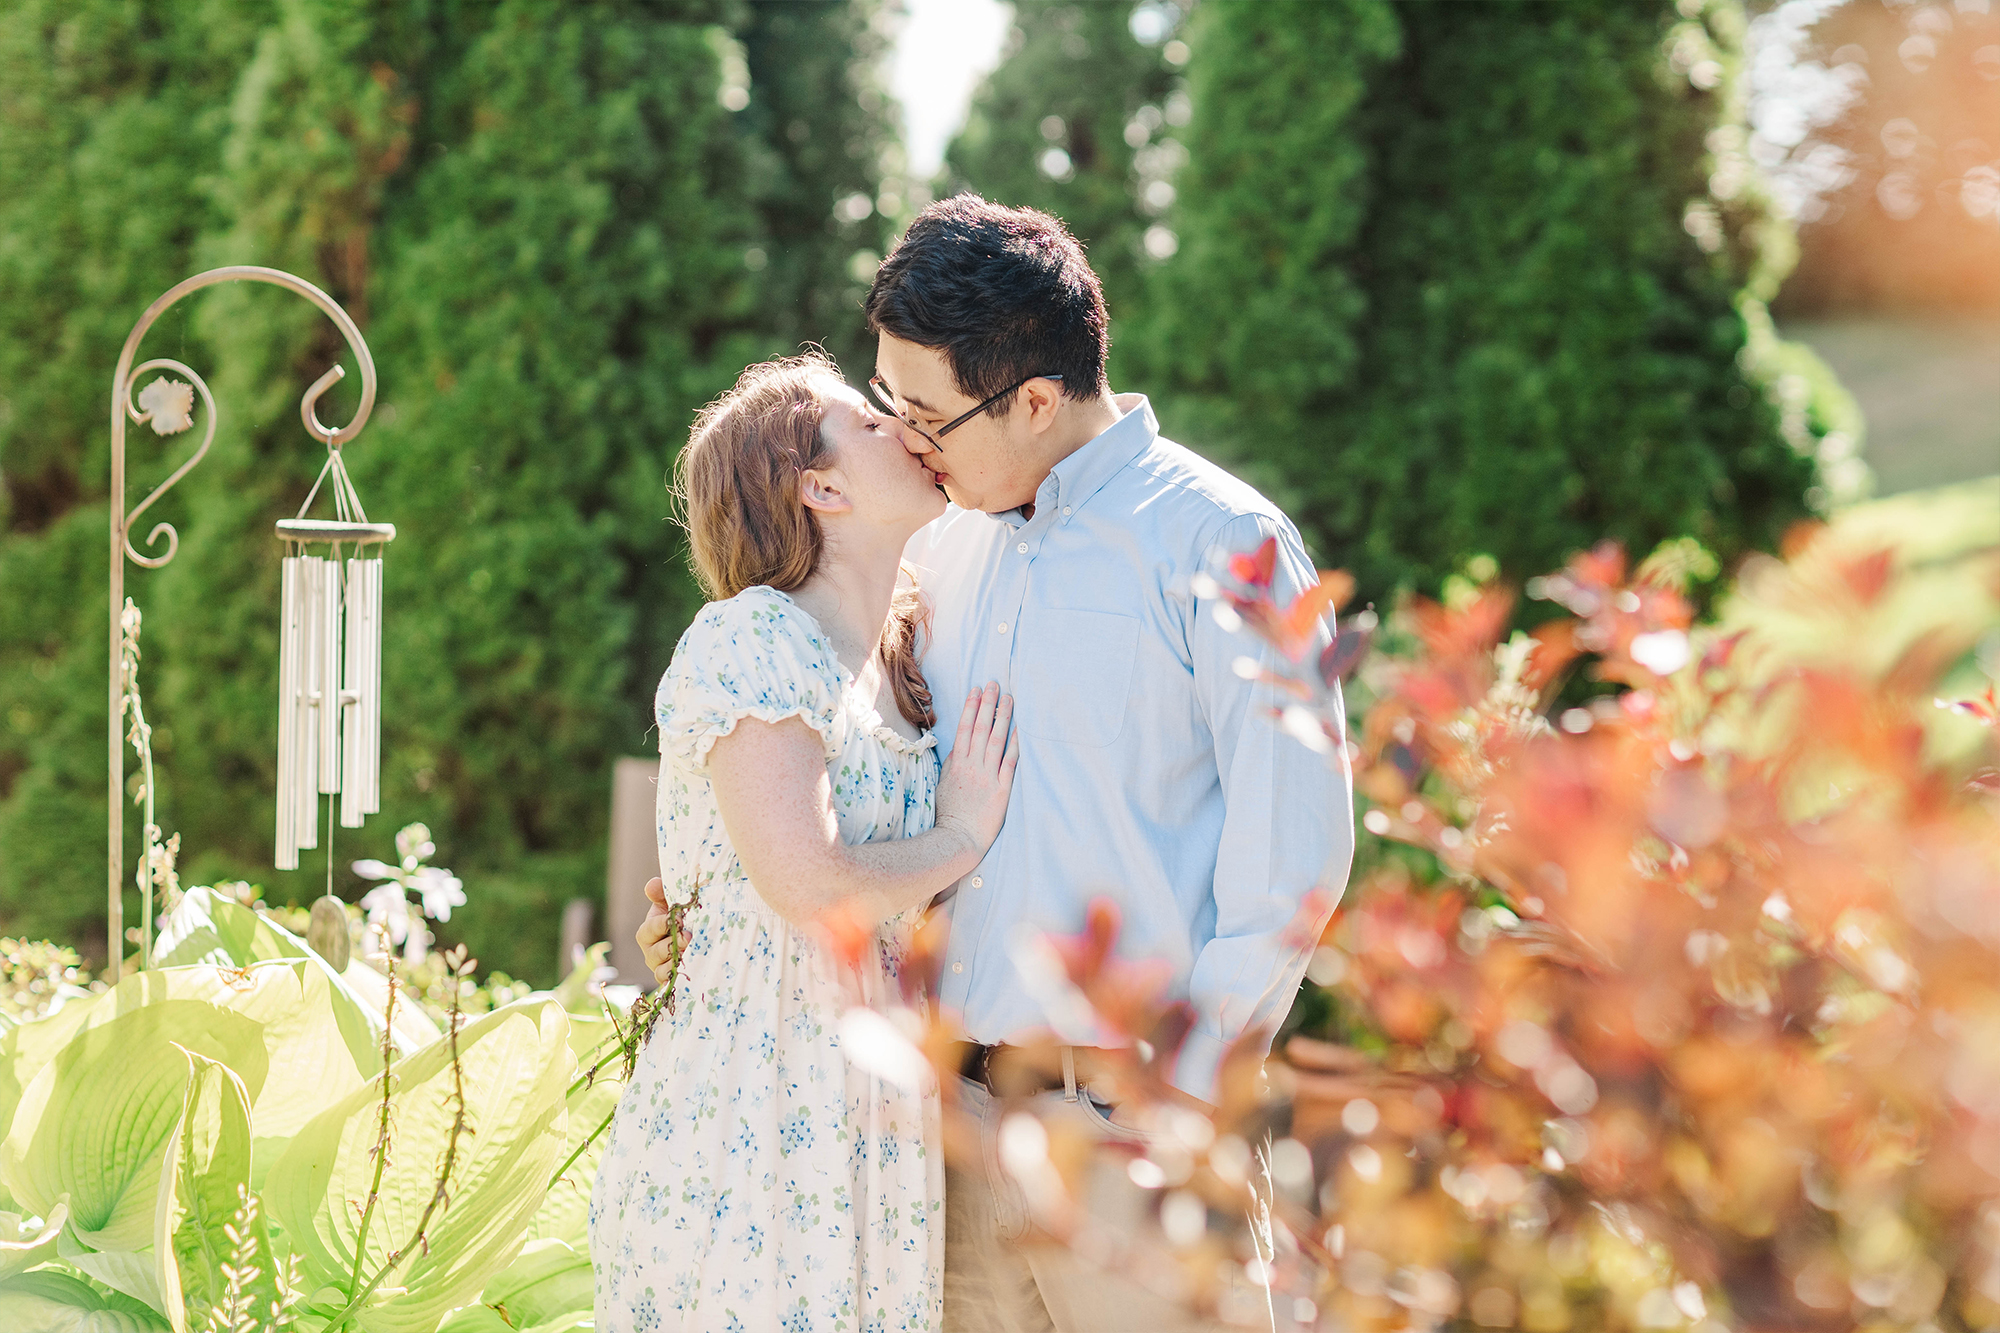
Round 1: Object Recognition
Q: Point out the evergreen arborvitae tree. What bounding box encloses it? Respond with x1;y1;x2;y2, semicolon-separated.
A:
1132;0;1397;528
945;0;1191;370
737;0;900;375
0;0;272;951
0;0;890;976
341;0;768;975
1141;0;1844;601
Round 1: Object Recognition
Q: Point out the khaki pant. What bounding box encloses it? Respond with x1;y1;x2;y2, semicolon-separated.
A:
941;1076;1283;1333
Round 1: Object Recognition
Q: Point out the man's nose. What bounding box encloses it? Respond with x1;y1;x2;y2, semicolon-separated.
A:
899;423;935;457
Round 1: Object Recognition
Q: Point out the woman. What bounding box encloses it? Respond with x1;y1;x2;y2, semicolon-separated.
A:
589;352;1016;1332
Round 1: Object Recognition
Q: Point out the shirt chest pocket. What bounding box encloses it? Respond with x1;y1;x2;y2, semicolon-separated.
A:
1017;608;1140;748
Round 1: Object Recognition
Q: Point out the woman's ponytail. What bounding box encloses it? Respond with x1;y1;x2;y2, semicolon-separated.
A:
880;569;935;732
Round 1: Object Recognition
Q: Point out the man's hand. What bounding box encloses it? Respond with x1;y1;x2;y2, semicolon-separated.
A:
635;877;692;988
1069;1047;1216;1132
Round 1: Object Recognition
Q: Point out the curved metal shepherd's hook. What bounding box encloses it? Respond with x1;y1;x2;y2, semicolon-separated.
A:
109;266;376;967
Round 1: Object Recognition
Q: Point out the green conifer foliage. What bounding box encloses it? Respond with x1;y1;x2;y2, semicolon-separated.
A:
1144;0;1835;601
736;0;900;374
1134;0;1398;518
0;0;272;950
339;0;765;975
142;0;444;919
945;0;1191;364
0;0;887;976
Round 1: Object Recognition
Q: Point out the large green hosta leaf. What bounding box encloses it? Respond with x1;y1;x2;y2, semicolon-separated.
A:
222;964;382;1184
154;889;412;1068
155;1050;277;1333
0;1270;170;1332
154;887;311;969
522;1013;625;1249
0;991;112;1160
265;1001;573;1333
335;957;444;1053
437;1238;594;1333
61;1231;168;1315
0;956;386;1176
1;996;268;1253
0;962;382;1201
0;1195;66;1276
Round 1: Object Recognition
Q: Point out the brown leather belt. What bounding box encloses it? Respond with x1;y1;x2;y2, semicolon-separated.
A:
955;1041;1012;1091
954;1041;1092;1098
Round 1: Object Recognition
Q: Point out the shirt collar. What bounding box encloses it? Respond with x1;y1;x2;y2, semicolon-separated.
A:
1025;393;1156;522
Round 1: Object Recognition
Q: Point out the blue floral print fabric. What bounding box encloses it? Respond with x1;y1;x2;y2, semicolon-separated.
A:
590;586;944;1332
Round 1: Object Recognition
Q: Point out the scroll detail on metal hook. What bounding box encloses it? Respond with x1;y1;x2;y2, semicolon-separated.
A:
109;265;380;969
120;357;217;569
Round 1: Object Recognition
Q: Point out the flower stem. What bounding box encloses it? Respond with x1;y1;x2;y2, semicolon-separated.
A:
345;961;400;1299
546;1103;619;1194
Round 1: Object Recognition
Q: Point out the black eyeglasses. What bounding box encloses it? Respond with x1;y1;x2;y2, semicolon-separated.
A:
869;372;1064;450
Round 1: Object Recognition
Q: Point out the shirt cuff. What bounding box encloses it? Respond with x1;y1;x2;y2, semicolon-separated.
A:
1171;1029;1232;1105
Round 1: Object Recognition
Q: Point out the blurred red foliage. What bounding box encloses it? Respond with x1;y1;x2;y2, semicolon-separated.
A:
905;530;2000;1331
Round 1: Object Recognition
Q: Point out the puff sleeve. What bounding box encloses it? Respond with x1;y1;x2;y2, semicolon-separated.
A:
655;588;843;773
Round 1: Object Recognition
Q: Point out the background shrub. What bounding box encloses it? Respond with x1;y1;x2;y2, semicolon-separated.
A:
0;0;894;975
954;0;1849;607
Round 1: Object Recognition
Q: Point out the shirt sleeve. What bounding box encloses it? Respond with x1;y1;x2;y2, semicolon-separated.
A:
656;591;842;773
1174;511;1356;1102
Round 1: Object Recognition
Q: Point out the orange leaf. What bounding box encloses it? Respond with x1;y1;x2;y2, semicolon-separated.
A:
1229;536;1278;590
1838;548;1895;606
1269;571;1352;658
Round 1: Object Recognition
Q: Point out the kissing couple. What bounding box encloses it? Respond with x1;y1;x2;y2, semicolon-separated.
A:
589;196;1354;1333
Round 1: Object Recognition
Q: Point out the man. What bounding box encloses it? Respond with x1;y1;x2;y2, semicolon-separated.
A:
644;195;1352;1330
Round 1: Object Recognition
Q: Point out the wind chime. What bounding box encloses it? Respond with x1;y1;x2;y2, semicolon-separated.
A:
274;422;394;869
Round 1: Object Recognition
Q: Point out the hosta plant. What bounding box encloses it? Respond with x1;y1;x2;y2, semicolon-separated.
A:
0;889;630;1332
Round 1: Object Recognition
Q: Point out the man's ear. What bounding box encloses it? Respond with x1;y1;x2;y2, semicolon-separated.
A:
1022;377;1064;436
800;468;852;515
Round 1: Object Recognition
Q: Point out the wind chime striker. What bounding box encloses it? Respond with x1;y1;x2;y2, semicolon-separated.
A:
275;399;394;870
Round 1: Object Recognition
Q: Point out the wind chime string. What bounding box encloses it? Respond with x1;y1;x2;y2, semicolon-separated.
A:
294;429;371;526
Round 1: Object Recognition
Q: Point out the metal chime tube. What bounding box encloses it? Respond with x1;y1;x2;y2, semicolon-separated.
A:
317;555;343;797
340;555;371;828
276;553;303;869
363;554;383;814
295;554;322;852
272;514;392;869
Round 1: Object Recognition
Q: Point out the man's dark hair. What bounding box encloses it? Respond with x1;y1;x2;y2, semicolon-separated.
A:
864;194;1109;415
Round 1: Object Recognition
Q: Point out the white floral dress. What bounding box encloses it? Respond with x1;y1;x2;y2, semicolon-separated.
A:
590;586;944;1333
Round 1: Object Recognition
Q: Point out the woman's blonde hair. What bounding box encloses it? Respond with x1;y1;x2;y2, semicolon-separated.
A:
673;351;934;730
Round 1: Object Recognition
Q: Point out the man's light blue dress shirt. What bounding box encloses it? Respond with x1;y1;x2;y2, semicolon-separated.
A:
905;394;1355;1101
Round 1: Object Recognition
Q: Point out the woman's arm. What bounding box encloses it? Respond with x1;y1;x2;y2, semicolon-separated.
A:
705;682;1016;932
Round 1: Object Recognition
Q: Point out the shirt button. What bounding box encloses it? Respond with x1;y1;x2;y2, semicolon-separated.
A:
996;622;1009;634
970;875;984;888
1016;542;1029;554
1062;506;1072;517
952;961;964;974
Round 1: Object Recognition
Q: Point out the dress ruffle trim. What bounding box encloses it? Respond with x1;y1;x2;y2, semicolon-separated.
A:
865;724;937;757
685;703;843;769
